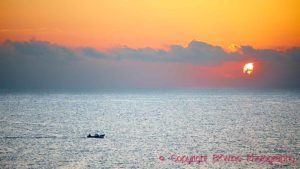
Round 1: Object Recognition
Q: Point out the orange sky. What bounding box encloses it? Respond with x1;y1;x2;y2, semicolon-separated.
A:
0;0;299;50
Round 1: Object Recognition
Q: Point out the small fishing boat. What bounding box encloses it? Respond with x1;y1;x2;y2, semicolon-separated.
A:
87;133;105;138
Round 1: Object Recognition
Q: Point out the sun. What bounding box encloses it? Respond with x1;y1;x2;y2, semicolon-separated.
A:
243;63;254;75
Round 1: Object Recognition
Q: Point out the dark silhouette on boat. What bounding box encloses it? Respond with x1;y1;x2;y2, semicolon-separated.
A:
87;133;105;138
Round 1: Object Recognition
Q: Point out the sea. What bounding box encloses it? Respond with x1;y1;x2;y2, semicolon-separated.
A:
0;89;299;168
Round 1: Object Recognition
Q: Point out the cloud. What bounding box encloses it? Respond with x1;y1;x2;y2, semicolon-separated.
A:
167;41;241;64
81;48;107;59
0;40;299;89
107;41;241;64
0;40;78;64
240;45;282;61
239;46;300;88
0;40;79;89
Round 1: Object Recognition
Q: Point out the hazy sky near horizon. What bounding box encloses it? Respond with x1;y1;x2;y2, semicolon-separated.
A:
0;40;299;89
0;0;299;89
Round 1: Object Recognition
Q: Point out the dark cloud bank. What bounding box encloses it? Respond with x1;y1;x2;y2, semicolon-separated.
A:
0;40;299;89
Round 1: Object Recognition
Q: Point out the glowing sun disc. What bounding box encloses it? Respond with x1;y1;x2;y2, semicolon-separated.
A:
243;63;254;75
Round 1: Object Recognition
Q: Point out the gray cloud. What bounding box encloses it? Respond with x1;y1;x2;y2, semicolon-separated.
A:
167;41;241;64
0;40;78;64
107;41;241;64
240;45;283;61
0;40;299;89
240;46;300;88
81;48;107;59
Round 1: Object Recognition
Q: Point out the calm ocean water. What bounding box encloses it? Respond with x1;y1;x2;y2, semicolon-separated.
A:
0;89;299;168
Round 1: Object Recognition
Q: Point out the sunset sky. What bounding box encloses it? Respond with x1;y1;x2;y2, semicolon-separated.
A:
0;0;299;89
